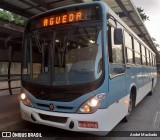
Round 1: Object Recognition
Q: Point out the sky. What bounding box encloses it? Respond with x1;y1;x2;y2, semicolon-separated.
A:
132;0;160;50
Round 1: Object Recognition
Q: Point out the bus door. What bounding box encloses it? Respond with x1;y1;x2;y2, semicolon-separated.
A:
141;46;150;88
133;40;143;93
146;50;152;84
107;24;127;103
124;31;136;94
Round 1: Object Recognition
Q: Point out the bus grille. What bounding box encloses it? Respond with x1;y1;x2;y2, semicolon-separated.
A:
39;114;68;124
36;103;73;110
31;90;83;102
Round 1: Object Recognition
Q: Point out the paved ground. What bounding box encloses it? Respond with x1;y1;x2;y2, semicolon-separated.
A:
0;77;160;139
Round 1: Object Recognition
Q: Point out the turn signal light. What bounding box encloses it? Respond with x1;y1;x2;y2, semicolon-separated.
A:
84;105;90;113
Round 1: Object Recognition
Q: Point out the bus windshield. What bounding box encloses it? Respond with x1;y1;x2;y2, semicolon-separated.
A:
22;23;103;86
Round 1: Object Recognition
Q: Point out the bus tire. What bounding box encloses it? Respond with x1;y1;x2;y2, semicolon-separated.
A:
123;94;134;122
148;80;154;96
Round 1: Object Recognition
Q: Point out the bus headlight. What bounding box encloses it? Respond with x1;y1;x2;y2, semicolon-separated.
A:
20;93;32;107
21;93;26;100
77;93;106;114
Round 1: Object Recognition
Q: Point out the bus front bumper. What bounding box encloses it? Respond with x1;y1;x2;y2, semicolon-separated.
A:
20;101;108;135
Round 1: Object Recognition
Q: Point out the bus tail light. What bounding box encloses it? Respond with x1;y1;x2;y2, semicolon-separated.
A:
77;93;106;114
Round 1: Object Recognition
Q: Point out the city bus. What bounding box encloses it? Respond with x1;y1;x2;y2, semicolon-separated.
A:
20;1;157;135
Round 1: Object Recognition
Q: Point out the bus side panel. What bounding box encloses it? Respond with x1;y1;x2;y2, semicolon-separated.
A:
135;66;156;105
125;65;136;94
105;74;128;123
104;94;129;131
135;82;152;105
107;74;127;106
153;67;157;87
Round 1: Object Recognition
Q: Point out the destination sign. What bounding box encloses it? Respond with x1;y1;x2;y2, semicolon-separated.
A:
42;11;83;27
28;4;102;30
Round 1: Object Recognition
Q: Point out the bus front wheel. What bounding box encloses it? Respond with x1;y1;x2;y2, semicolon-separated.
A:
123;94;134;122
148;80;154;96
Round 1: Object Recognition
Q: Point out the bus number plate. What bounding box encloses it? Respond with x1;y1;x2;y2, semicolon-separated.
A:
78;121;98;128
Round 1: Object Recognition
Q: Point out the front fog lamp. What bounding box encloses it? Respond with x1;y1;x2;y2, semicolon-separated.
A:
77;93;106;114
20;93;32;107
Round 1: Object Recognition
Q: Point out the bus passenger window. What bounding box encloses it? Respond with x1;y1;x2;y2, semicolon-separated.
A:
141;45;146;65
134;39;141;65
127;49;134;64
151;53;154;66
154;57;157;66
124;31;134;64
146;49;150;66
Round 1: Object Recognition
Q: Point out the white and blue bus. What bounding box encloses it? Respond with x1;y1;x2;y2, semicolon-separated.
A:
20;1;157;135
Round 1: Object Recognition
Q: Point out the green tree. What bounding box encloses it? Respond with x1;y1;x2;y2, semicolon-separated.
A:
152;37;160;49
12;13;27;25
0;10;12;21
0;9;27;25
137;7;149;21
152;37;156;42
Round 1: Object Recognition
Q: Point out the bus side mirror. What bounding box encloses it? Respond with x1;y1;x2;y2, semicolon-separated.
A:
114;28;123;45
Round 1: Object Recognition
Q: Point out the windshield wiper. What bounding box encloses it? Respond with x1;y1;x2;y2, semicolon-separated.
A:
61;24;78;51
34;32;42;53
59;24;78;66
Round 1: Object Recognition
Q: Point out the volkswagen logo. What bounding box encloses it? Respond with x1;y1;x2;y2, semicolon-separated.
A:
49;104;54;110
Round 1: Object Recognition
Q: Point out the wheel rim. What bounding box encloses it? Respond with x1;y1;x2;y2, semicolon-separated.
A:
128;98;132;114
151;85;153;93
